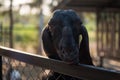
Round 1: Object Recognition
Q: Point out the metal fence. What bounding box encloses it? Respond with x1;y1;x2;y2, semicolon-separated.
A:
0;46;120;80
97;12;120;66
97;12;120;58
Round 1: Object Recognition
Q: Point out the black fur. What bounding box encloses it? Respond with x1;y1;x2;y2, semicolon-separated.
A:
42;9;93;80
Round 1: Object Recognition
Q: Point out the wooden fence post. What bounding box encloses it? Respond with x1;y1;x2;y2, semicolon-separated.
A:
0;56;2;80
0;22;2;80
9;0;13;48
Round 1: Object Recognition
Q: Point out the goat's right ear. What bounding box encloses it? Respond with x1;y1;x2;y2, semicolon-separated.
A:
41;27;57;58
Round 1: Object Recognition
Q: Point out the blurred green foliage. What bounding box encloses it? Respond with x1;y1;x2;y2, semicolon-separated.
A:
83;13;96;31
13;23;38;44
79;13;96;42
0;11;96;53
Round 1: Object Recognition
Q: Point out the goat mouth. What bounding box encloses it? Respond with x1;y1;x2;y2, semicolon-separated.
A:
57;47;79;64
65;59;79;65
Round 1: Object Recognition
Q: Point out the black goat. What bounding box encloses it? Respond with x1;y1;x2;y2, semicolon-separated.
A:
42;9;93;80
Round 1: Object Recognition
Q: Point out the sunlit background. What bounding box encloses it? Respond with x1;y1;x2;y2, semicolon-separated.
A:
0;0;96;62
1;0;59;15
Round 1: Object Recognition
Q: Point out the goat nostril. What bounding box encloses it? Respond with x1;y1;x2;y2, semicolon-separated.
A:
59;46;65;54
60;46;63;51
61;48;64;53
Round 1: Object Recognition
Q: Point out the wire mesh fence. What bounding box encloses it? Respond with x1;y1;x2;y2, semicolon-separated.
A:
2;57;83;80
2;57;49;80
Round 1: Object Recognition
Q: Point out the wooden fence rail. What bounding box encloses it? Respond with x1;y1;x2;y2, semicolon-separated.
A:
0;46;120;80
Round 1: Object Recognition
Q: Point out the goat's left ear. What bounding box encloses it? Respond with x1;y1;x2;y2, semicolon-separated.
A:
79;25;93;65
79;25;89;50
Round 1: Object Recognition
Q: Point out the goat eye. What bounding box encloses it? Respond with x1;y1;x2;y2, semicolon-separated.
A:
48;25;56;34
48;20;55;27
48;26;53;32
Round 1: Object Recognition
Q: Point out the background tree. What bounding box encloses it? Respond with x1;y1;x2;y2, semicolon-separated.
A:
9;0;13;48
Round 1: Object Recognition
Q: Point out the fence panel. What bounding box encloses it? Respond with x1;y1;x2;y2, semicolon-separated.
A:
97;12;120;59
0;46;120;80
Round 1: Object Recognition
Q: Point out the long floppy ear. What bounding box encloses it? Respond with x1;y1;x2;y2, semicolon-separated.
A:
41;27;60;60
79;25;93;65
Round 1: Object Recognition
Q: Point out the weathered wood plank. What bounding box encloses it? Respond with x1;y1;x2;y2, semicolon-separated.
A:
0;46;120;80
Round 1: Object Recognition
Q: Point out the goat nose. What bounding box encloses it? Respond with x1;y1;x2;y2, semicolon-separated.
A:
59;42;75;53
62;27;73;37
61;46;73;54
65;46;74;53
